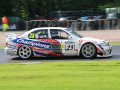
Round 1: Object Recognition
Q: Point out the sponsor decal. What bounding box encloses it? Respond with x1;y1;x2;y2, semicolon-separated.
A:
61;43;64;48
79;40;83;43
14;38;51;49
65;41;75;44
60;41;64;48
79;40;97;43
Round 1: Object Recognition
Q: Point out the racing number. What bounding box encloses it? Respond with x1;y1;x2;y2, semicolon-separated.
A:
65;44;75;51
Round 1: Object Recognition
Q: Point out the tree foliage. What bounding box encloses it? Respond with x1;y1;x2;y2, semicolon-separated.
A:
0;0;118;19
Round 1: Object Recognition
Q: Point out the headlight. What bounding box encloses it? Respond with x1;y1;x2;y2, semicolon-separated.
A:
98;41;111;47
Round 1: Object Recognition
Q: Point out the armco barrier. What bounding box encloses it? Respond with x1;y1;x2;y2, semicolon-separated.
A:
26;19;120;31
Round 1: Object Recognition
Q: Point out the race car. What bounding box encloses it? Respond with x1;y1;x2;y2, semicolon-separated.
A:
4;27;112;59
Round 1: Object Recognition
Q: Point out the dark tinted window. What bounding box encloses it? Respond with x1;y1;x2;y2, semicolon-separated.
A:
50;29;69;39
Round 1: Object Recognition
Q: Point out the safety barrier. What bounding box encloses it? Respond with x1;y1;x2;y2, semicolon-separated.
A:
26;19;120;31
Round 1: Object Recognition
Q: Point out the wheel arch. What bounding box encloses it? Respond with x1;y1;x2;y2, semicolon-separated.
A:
17;45;33;59
79;42;97;58
17;45;33;54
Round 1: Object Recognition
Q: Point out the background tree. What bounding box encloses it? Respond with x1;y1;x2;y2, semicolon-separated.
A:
0;0;119;19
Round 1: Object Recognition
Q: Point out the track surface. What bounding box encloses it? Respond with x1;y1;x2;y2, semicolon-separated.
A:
0;46;120;64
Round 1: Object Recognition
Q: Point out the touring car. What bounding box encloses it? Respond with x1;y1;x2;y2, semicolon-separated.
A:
4;27;112;59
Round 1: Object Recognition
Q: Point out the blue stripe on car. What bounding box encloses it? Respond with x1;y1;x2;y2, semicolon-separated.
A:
14;38;51;50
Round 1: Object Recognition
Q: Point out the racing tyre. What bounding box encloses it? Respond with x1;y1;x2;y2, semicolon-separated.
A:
80;43;97;59
18;46;33;59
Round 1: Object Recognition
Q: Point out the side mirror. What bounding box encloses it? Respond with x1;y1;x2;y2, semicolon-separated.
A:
68;36;72;39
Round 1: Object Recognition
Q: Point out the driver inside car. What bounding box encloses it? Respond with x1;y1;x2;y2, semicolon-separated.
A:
35;31;48;39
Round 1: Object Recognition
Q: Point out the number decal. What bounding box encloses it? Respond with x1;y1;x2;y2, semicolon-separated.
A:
65;44;75;51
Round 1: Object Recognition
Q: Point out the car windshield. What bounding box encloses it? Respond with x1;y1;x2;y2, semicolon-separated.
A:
65;29;83;38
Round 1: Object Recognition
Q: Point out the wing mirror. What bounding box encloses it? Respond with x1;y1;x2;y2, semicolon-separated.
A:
68;36;72;39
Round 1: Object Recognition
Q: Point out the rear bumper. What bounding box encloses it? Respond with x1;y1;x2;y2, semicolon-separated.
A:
4;47;17;56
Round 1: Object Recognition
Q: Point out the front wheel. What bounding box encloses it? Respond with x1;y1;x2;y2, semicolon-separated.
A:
80;43;97;59
18;46;33;59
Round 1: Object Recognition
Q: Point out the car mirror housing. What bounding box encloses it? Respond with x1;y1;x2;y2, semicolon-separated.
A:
68;36;72;39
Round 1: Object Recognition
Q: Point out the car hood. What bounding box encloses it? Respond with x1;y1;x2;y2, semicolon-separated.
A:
79;37;105;44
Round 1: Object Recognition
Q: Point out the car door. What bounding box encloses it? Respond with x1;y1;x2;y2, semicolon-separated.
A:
27;29;54;55
50;29;77;56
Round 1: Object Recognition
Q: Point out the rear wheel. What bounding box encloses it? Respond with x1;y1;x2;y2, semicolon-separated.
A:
18;46;33;59
80;43;97;59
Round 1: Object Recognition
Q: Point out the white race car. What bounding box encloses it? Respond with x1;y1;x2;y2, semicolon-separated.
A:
4;27;112;59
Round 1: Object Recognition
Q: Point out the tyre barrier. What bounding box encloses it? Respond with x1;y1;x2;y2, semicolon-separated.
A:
26;19;120;31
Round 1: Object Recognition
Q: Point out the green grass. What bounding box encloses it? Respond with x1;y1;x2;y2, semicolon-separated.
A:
0;46;5;48
1;61;120;90
111;42;120;45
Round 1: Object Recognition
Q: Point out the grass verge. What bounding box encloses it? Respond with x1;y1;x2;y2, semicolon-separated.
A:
0;46;5;49
1;61;120;90
111;42;120;45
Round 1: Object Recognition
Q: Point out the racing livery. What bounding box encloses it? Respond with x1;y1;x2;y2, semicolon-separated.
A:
4;27;112;59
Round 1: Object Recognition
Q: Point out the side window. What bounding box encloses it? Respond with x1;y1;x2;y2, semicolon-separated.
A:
28;29;48;39
50;29;69;39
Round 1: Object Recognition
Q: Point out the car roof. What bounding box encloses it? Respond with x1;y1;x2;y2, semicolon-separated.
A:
28;27;68;32
32;27;67;30
21;27;68;36
18;27;73;38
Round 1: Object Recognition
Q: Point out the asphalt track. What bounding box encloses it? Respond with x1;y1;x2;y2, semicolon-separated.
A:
0;46;120;64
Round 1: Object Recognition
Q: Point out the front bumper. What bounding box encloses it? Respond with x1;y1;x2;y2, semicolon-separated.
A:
4;47;18;56
97;45;112;57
